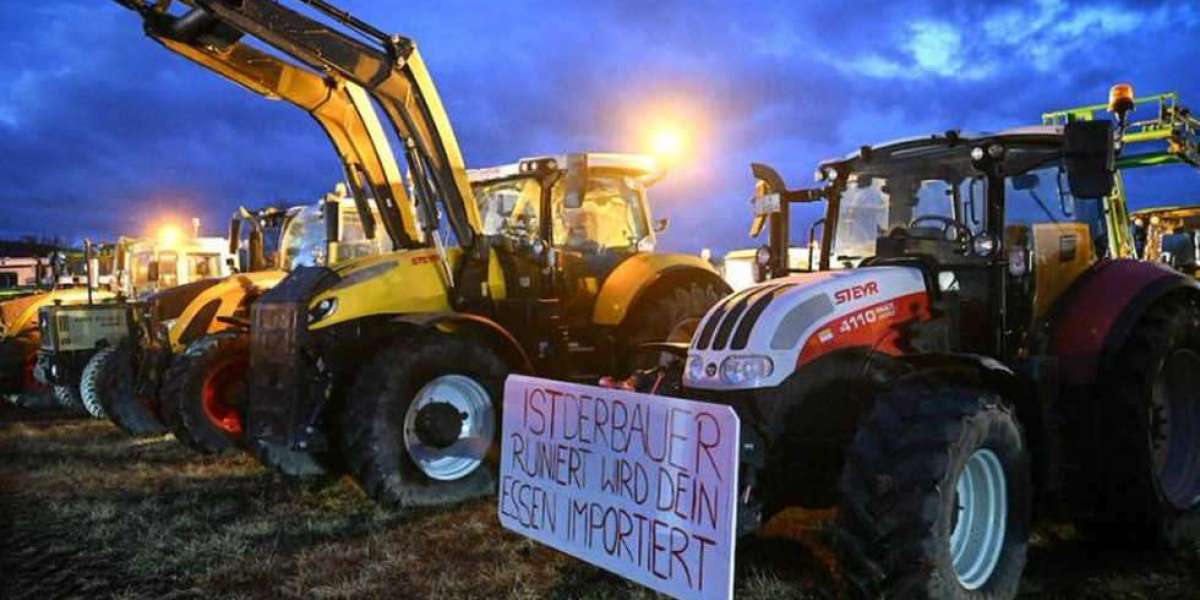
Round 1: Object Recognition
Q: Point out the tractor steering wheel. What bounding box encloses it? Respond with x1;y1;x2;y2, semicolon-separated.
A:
909;215;974;246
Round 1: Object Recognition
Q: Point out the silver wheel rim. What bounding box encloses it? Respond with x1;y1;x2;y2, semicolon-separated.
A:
949;448;1007;591
402;375;494;482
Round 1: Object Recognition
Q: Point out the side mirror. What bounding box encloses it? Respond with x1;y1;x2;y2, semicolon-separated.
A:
147;260;160;282
228;216;242;256
324;197;340;244
563;153;588;209
654;218;669;233
1063;120;1115;199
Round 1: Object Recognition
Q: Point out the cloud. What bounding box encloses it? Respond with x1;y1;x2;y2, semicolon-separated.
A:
0;0;1197;255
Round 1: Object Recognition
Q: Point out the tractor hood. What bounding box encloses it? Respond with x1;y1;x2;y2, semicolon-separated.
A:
684;266;929;391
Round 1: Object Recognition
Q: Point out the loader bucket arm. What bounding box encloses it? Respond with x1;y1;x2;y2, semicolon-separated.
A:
189;0;482;249
117;1;419;249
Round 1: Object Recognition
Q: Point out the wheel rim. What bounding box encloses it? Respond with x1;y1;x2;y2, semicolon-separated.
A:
1152;348;1200;510
201;359;246;436
402;374;494;482
949;448;1008;591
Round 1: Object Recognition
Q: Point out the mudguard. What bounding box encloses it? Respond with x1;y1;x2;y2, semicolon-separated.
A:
392;312;534;373
168;270;285;352
592;252;727;327
1048;259;1199;385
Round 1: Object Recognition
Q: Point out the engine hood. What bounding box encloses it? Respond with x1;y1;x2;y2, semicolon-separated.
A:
684;266;928;390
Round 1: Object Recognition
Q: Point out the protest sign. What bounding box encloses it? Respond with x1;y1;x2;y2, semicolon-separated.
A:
498;375;740;600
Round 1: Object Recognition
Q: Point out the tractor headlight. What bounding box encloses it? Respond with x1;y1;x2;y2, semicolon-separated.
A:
307;298;338;324
719;355;774;386
755;245;772;266
687;353;706;381
972;233;1000;257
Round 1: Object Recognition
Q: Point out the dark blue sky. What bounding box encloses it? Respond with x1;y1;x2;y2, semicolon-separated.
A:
1;1;1198;254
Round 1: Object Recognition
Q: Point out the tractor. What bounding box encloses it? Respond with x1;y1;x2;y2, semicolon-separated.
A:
4;231;230;410
103;0;410;443
87;192;383;452
1133;205;1200;274
116;0;729;507
510;84;1200;598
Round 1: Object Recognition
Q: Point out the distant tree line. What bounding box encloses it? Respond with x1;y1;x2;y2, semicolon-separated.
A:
0;235;74;257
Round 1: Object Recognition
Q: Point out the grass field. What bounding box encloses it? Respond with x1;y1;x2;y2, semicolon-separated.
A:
2;405;1198;599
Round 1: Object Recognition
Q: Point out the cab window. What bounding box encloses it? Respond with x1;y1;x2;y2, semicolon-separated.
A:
551;173;650;254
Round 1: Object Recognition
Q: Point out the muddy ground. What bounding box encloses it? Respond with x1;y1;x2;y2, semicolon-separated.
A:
2;405;1198;599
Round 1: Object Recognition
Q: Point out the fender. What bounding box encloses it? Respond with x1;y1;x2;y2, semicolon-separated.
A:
1048;259;1198;385
592;252;727;327
169;270;286;352
391;312;534;373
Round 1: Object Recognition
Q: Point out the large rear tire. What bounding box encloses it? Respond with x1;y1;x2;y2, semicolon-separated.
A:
94;340;167;437
160;332;248;454
1086;293;1200;547
620;282;724;372
79;348;112;419
836;375;1032;599
340;332;509;508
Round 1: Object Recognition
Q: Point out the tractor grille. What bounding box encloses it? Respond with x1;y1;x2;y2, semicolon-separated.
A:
697;283;790;351
248;302;303;443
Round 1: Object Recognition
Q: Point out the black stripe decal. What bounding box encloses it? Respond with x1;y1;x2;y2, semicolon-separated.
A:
731;284;792;350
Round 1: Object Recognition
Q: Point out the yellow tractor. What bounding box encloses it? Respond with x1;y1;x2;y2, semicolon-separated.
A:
1132;206;1200;274
4;231;231;409
116;0;729;507
88;193;383;448
102;0;408;441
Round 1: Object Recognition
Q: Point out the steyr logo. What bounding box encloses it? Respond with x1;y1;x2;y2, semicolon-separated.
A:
834;281;879;304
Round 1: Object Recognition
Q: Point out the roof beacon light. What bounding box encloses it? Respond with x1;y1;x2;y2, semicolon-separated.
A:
1108;83;1135;127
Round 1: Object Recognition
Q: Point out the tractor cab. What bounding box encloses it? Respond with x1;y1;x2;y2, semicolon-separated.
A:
469;153;665;325
1132;206;1200;274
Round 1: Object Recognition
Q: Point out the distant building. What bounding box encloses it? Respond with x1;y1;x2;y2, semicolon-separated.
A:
0;256;48;288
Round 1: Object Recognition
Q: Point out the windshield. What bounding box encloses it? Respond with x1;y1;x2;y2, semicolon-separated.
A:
280;202;386;269
473;170;653;254
831;148;985;264
554;172;651;253
829;143;1105;263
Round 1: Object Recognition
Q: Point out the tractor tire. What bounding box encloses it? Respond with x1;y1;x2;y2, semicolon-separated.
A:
159;332;248;454
835;375;1032;599
340;332;509;508
94;340;167;437
0;337;49;408
79;348;112;419
1085;293;1200;547
621;282;724;373
53;385;82;411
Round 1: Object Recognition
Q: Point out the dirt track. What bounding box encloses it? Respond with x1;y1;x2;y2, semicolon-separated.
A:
2;405;1198;599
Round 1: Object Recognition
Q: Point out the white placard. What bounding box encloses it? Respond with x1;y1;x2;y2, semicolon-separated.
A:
498;375;740;600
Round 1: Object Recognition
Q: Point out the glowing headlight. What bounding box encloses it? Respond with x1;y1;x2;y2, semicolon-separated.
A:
972;233;1000;257
719;355;774;386
687;354;706;381
307;298;338;324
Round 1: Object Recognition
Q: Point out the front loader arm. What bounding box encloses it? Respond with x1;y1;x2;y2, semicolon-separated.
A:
189;0;482;249
116;0;421;249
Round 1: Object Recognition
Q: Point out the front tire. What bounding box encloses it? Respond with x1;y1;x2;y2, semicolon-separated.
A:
340;332;509;508
160;332;248;454
1088;293;1200;546
79;348;112;419
94;340;167;437
836;375;1032;599
53;385;82;411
